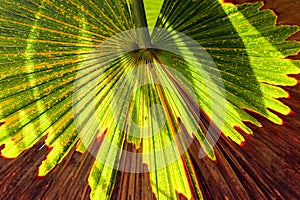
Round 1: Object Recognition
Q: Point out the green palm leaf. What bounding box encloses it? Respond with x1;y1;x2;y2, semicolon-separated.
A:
0;0;299;199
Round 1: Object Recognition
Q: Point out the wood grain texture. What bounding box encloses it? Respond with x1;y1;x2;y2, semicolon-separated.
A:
0;0;299;199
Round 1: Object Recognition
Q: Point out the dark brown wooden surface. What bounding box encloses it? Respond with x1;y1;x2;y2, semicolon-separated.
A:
1;1;299;199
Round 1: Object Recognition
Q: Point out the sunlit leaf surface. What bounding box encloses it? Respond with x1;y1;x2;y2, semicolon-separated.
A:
0;0;299;199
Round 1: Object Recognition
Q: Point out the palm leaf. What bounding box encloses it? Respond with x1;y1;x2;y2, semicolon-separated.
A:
0;0;299;199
